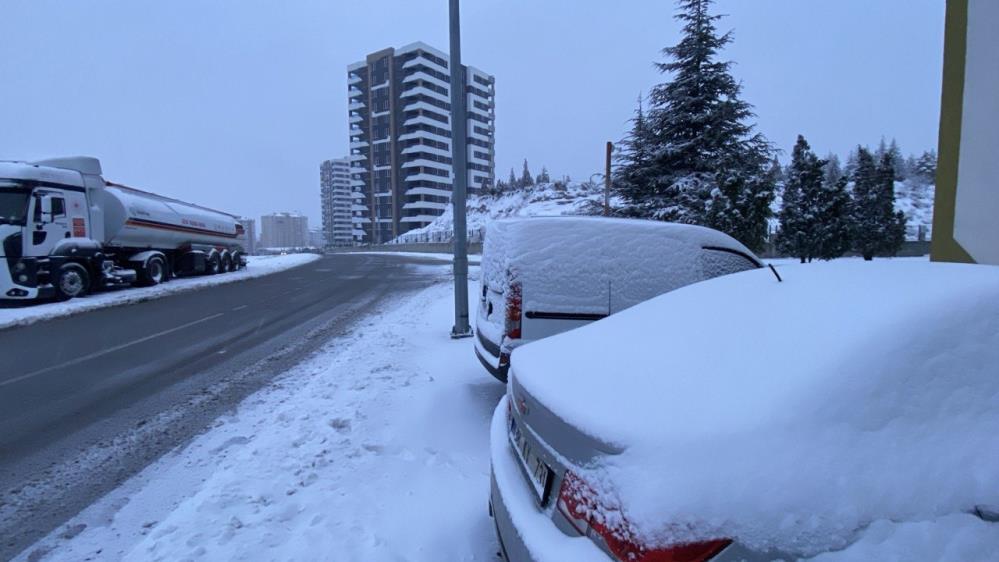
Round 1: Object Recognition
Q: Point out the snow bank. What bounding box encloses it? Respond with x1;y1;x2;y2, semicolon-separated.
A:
0;254;320;331
512;260;999;555
26;275;503;562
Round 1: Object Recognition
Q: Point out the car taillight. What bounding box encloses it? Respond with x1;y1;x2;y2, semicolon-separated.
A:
557;471;730;562
505;281;522;340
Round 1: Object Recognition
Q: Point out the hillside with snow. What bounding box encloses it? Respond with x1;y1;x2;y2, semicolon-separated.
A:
394;179;934;244
393;181;612;244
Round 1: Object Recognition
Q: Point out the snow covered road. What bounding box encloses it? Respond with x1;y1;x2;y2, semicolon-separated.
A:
0;253;321;331
25;273;504;561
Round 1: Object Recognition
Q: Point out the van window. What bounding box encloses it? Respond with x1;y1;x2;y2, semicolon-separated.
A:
702;248;759;279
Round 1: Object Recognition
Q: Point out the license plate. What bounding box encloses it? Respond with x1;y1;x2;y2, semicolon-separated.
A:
508;415;553;504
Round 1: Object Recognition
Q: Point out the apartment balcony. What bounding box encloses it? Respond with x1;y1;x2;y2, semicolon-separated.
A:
405;172;452;183
404;114;449;129
406;186;452;198
400;85;450;104
349;114;364;124
350;140;369;149
350;179;365;187
398;129;450;144
348;100;366;111
402;54;447;71
349;74;363;85
402;200;448;211
348;153;367;161
402;70;450;91
403;100;450;114
402;144;451;158
401;158;452;171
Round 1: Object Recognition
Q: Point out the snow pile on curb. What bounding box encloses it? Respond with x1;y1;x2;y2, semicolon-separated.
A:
30;276;503;562
393;181;615;244
0;254;320;331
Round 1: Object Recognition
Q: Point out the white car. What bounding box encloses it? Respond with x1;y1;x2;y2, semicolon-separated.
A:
474;217;762;381
489;260;999;561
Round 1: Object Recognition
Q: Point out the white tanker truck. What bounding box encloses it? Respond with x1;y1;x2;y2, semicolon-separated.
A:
0;157;248;301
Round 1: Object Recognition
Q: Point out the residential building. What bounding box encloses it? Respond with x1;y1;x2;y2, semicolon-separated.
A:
347;41;495;243
321;158;361;247
237;217;257;255
260;212;308;249
309;227;326;248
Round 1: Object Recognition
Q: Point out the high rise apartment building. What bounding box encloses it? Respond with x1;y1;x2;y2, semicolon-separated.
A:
347;41;495;243
320;158;361;247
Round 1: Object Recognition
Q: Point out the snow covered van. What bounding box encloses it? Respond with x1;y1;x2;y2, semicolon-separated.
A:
473;217;761;381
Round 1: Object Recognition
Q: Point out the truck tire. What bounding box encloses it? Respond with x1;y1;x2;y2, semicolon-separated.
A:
221;254;232;274
137;255;167;286
206;254;221;275
229;252;241;271
54;263;90;300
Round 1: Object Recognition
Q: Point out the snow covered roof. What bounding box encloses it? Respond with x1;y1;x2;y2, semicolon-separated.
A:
512;260;999;554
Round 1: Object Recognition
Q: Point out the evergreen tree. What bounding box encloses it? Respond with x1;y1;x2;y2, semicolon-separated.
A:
777;135;826;262
520;159;534;187
849;147;906;260
537;166;551;184
617;0;774;251
824;154;843;186
814;175;852;260
614;96;653;207
914;150;937;183
508;168;517;189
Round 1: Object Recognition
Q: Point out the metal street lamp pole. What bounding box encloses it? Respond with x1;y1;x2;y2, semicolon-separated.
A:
449;0;472;338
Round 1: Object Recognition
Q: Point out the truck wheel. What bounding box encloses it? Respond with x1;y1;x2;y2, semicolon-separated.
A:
227;253;240;272
138;256;167;286
55;263;90;300
206;254;221;275
221;255;232;274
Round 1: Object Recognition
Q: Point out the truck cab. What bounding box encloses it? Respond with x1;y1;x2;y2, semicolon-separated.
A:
0;161;97;300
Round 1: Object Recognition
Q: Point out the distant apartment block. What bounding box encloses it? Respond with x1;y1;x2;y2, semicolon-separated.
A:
321;157;364;246
347;41;495;243
237;217;257;255
260;212;308;249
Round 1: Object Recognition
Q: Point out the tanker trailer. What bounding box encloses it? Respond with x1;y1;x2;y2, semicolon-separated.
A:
0;156;247;301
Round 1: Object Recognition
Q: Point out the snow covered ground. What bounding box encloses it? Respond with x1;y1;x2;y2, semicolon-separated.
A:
20;256;991;562
0;254;320;331
23;267;504;562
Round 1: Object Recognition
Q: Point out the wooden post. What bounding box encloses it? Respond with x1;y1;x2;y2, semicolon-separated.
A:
604;141;612;216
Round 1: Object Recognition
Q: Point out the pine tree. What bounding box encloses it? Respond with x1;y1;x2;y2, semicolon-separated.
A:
814;175;852;260
824;154;843;186
520;159;534;187
777;135;826;262
508;168;517;189
849;147;906;260
619;0;774;251
537;166;551;184
614;96;653;208
914;150;937;183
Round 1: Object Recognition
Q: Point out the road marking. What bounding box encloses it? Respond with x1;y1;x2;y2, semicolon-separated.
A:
232;304;248;311
0;312;226;388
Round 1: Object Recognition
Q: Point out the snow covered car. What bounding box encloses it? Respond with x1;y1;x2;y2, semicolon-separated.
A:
474;217;761;382
489;261;999;562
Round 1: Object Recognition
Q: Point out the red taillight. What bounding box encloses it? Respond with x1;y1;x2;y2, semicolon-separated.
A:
505;281;522;340
557;471;731;562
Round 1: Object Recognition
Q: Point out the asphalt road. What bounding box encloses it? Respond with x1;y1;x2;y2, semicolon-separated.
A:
0;253;452;561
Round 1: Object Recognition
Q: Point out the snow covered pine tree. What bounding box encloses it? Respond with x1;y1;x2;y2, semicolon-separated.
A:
849;147;906;260
614;0;775;252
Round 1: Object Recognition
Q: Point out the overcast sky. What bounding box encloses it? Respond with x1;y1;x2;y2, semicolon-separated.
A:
0;0;945;226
